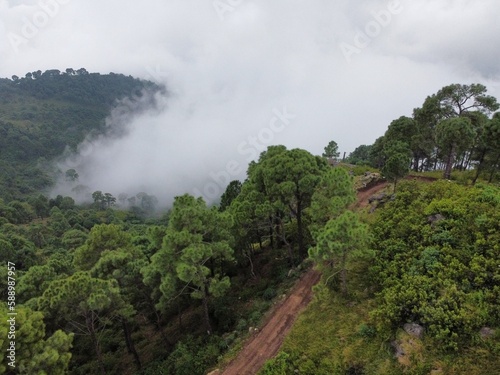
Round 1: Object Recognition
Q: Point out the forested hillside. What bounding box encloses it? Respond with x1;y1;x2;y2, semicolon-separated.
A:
0;78;498;375
0;69;162;201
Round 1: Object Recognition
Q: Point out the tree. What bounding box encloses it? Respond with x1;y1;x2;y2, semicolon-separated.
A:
246;146;328;261
92;191;105;209
143;194;234;335
346;144;372;165
227;183;269;277
369;136;386;168
219;180;242;212
412;83;499;172
307;167;356;239
93;252;145;369
322;140;340;159
17;265;58;306
39;272;133;375
0;304;73;374
384;116;433;172
136;192;158;214
173;195;233;334
472;114;500;183
436;117;475;179
28;194;50;218
309;211;371;295
65;168;79;182
104;192;116;208
381;145;410;192
435;83;499;118
48;206;71;238
73;224;132;271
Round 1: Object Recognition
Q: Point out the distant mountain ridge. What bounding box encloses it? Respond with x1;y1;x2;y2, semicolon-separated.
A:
0;69;163;201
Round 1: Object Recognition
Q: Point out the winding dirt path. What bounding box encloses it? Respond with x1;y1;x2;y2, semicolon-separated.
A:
353;180;389;209
220;269;321;375
219;174;435;375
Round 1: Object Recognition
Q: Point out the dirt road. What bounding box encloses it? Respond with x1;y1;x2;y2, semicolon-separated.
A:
219;174;434;375
221;269;321;375
353;175;437;209
353;180;389;209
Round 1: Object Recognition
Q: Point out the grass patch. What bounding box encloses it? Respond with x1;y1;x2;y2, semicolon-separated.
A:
260;284;500;375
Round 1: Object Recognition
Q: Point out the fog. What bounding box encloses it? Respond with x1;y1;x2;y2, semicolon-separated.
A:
2;0;500;205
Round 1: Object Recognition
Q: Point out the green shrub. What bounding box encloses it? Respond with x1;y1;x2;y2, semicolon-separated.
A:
358;323;376;338
262;287;277;300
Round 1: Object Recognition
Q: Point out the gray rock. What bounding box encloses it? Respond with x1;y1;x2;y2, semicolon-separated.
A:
403;323;424;339
368;192;387;204
427;214;446;227
480;327;495;339
391;340;405;358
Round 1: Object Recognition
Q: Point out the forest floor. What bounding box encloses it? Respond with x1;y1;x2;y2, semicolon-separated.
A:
220;268;321;375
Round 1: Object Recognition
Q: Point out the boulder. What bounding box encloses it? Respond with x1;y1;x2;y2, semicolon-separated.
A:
480;327;495;339
403;323;424;339
368;192;386;204
355;172;382;190
427;214;446;228
391;340;405;358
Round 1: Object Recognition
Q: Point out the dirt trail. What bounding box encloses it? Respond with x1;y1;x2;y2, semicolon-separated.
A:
353;180;389;209
219;174;434;375
353;175;438;209
221;269;321;375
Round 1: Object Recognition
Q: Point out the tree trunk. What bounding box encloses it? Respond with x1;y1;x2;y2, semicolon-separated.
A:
202;286;212;335
340;250;347;296
244;246;256;278
178;299;183;332
458;152;466;171
488;153;500;183
87;311;106;375
464;148;475;170
443;145;455;180
122;318;141;370
413;155;419;172
296;200;304;259
268;216;274;249
472;149;487;185
144;292;173;349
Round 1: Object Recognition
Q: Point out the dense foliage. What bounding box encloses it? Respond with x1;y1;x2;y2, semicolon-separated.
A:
0;69;162;201
261;180;500;375
372;180;500;350
0;75;499;374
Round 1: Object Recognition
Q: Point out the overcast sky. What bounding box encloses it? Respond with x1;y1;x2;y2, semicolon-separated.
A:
1;0;500;203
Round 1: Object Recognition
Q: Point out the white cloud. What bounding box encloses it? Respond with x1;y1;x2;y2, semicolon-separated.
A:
1;0;499;204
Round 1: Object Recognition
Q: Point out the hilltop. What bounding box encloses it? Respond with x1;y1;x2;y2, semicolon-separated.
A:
0;69;163;200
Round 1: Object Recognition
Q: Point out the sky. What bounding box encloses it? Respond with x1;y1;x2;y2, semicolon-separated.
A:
1;0;500;204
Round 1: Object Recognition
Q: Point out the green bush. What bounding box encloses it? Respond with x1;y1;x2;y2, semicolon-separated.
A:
358;323;376;338
262;287;277;300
